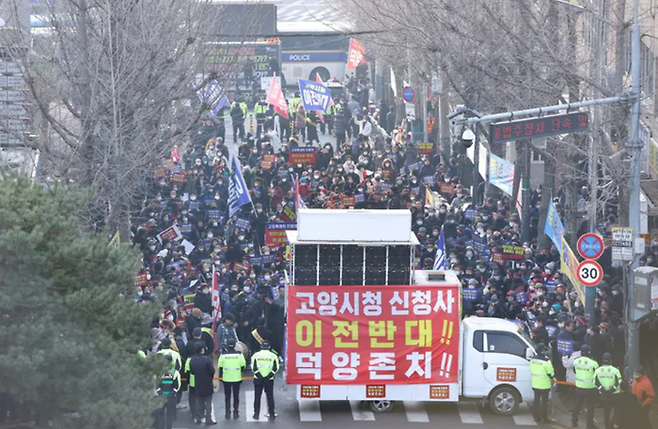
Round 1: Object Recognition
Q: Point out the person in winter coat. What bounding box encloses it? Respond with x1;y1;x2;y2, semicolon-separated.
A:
562;342;582;384
216;313;239;354
188;342;216;425
194;283;213;315
619;380;652;429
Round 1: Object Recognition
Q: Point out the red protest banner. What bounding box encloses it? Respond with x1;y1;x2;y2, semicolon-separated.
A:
289;147;316;165
157;225;183;243
265;222;296;246
261;154;276;170
439;182;455;195
347;38;366;71
286;284;459;385
171;172;186;184
341;196;356;207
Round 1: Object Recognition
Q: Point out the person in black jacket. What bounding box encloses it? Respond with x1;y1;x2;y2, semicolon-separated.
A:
188;342;216;425
194;284;213;315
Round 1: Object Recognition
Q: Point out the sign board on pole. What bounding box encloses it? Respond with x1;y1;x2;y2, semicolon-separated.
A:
576;260;603;287
577;233;605;260
402;86;416;103
611;227;634;261
405;102;415;120
490;112;589;144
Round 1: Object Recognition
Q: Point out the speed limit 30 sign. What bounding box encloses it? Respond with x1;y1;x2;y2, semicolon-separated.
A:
576;260;603;287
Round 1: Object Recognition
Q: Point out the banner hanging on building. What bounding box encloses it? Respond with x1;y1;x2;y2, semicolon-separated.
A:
489;153;514;196
286;285;460;385
560;238;585;303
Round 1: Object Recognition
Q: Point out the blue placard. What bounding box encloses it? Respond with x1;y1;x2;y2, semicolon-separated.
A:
354;193;366;203
380;182;392;192
545;279;558;290
516;291;527;304
557;338;573;354
234;218;251;231
298;79;331;112
405;162;422;174
546;325;557;338
180;223;193;234
464;208;478;221
422;176;434;185
463;289;479;302
188;201;201;211
207;209;221;220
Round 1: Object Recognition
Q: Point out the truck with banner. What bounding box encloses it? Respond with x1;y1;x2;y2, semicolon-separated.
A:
284;209;537;415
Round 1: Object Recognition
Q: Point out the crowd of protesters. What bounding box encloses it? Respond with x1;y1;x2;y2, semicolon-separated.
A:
127;76;658;428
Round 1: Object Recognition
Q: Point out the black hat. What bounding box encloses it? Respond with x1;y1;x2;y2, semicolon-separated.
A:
261;340;271;350
193;327;202;338
602;353;612;364
536;343;546;354
580;345;590;356
161;337;172;348
227;338;237;348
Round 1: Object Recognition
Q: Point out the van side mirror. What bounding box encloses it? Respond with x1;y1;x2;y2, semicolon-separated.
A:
525;348;535;360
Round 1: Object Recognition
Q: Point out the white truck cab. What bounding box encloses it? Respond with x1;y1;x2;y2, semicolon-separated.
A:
461;317;536;415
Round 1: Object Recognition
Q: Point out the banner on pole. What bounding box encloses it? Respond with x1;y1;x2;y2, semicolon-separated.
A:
489;153;514;196
286;284;459;385
298;79;332;112
544;201;565;251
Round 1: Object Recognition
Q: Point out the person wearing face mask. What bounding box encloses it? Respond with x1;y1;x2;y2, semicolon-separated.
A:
462;246;477;269
194;283;213;316
631;365;655;425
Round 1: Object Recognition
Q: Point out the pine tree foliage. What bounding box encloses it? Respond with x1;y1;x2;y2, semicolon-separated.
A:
0;176;165;429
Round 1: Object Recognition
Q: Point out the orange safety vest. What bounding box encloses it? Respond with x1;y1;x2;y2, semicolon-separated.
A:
427;118;435;135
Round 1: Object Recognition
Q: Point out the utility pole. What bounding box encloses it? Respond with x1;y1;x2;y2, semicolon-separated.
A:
472;130;481;205
625;0;642;379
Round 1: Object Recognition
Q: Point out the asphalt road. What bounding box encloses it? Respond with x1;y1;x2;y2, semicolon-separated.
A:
169;379;573;429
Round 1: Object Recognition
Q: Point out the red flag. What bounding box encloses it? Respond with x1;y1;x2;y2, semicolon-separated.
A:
171;145;180;164
265;74;289;119
347;38;366;70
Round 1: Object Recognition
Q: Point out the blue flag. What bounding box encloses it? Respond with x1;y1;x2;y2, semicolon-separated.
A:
228;155;252;217
298;79;331;112
207;96;228;119
433;225;447;270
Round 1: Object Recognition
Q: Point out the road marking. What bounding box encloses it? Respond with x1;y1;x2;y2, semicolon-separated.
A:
349;401;375;421
299;400;322;422
512;403;537;426
245;390;267;423
457;402;484;424
403;401;429;422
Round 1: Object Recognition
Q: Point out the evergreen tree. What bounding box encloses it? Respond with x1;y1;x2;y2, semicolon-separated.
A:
0;176;165;429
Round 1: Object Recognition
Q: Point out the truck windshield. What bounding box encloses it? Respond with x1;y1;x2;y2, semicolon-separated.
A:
517;327;537;350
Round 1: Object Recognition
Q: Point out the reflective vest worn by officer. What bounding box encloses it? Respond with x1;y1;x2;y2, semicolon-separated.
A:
255;101;268;126
595;361;622;394
218;348;246;383
530;353;555;390
574;354;599;389
157;343;182;372
252;348;279;380
158;370;181;396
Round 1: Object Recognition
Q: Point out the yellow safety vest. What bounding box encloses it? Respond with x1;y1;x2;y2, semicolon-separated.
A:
574;356;599;389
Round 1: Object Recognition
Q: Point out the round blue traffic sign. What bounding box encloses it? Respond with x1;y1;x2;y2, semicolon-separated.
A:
402;86;415;103
577;233;604;260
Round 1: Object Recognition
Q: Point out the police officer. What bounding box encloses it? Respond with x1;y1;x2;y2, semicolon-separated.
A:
530;343;555;424
572;345;600;429
254;97;268;136
594;353;621;429
218;338;246;419
157;337;182;372
156;355;181;429
251;340;279;420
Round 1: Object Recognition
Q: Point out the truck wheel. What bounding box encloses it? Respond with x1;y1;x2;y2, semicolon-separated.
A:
489;386;520;416
369;400;394;413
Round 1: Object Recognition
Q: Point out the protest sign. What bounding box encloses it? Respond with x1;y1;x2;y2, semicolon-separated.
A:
289;147;316;165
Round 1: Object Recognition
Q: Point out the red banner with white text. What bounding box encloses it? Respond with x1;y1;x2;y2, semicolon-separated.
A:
286;285;459;385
